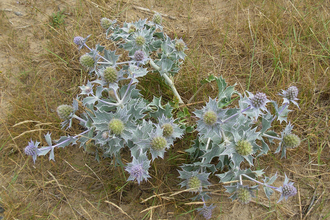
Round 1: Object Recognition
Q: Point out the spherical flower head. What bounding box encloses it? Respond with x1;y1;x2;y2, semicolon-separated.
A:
24;140;40;163
135;35;146;46
129;163;143;181
286;86;298;101
134;50;145;61
197;204;216;220
236;140;253;156
251;92;268;109
80;54;95;68
282;184;297;198
57;104;74;120
175;39;185;52
151;136;167;151
203;110;217;126
73;36;84;46
100;17;112;29
277;174;297;202
237;187;252;204
128;25;136;33
188;176;202;192
103;67;117;83
108;118;125;135
283;134;301;149
162;123;174;137
152;13;162;25
125;154;151;185
25;140;37;156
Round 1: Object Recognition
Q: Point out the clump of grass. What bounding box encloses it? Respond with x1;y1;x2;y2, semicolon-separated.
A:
49;10;66;28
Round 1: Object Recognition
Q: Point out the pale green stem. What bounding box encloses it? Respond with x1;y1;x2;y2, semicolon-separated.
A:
262;133;282;141
149;59;184;104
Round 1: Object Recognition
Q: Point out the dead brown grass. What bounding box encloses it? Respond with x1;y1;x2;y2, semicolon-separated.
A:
0;0;329;219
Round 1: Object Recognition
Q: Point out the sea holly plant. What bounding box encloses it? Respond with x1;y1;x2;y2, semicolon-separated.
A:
23;13;301;219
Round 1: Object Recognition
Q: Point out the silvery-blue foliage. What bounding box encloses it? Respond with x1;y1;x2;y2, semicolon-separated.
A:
24;13;301;219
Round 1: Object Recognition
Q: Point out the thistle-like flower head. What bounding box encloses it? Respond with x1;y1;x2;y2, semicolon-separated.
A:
92;107;133;143
194;98;227;137
152;13;162;25
250;92;268;109
175;39;186;52
125;153;151;185
158;115;184;141
235;140;253;156
275;123;301;158
178;170;211;193
24;140;40;163
276;174;297;203
128;24;136;33
135;35;146;47
57;104;74;121
100;17;112;29
236;186;252;204
225;184;257;204
244;91;271;118
109;118;125;135
133;123;173;161
73;36;84;46
73;35;90;50
279;86;299;108
102;66;117;83
197;203;216;220
282;134;301;149
221;128;260;167
129;50;149;65
80;54;95;68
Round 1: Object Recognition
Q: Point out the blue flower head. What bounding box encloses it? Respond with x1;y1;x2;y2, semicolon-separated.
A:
125;153;150;185
197;203;216;220
279;86;299;108
244;91;271;118
24;140;40;163
276;174;297;203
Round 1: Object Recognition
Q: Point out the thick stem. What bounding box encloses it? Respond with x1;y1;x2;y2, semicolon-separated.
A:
241;174;278;191
72;115;87;123
262;133;282;141
222;106;252;124
50;129;91;150
92;94;119;107
149;59;184;104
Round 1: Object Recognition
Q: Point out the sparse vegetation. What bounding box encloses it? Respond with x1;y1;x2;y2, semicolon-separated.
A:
0;0;329;219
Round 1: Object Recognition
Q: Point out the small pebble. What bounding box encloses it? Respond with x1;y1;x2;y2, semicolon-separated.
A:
14;11;23;16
